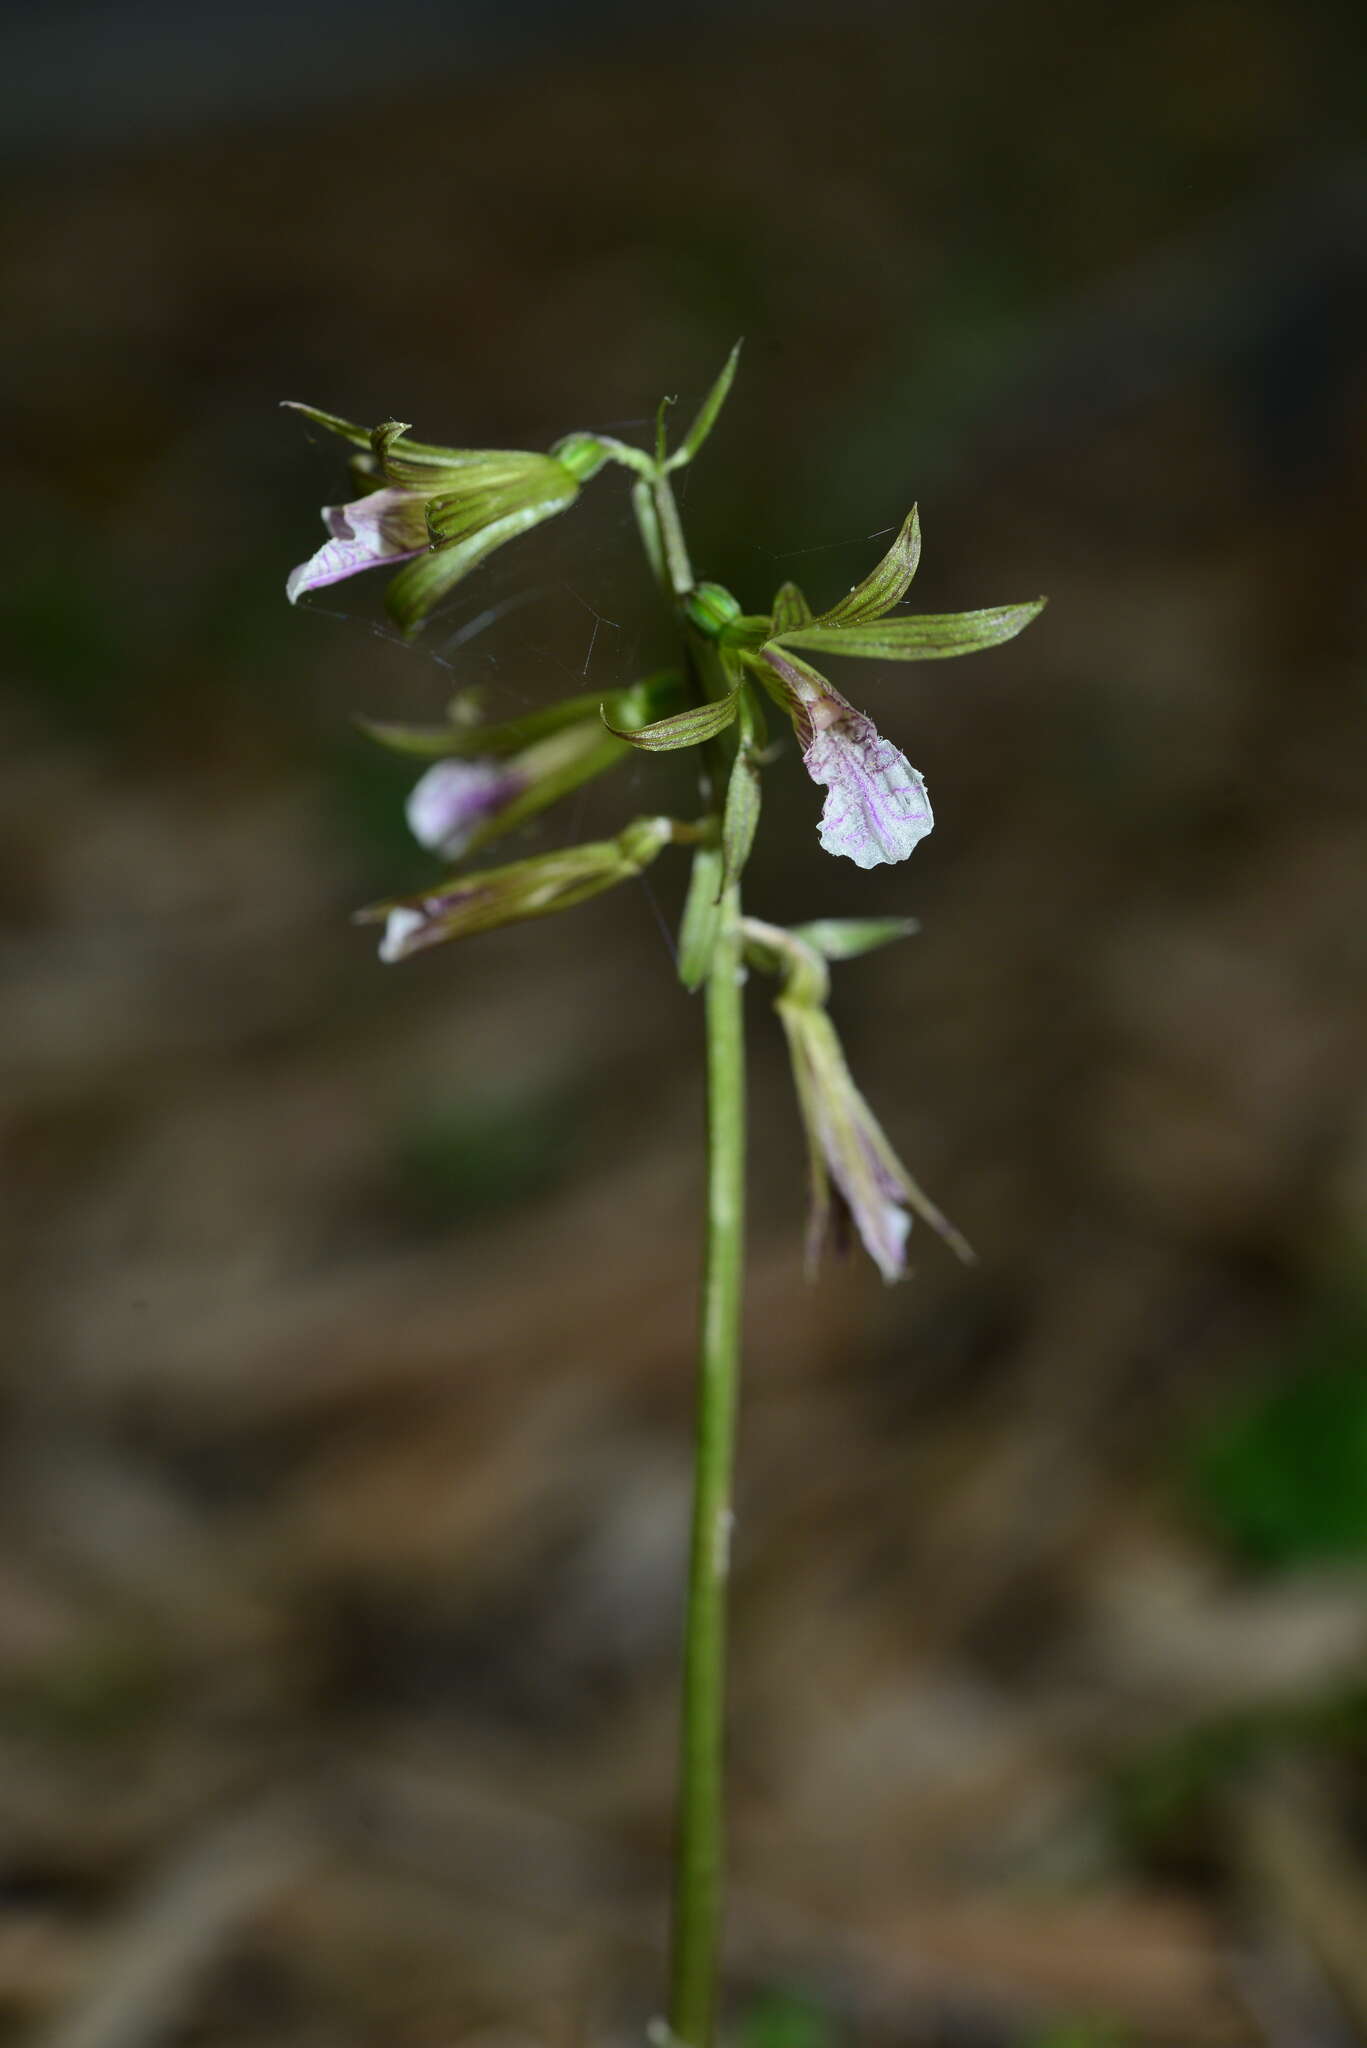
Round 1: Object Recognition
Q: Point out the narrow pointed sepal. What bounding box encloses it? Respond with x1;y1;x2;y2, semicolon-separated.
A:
720;745;761;890
788;916;920;959
779;598;1046;662
281;401;373;449
665;339;743;470
357;674;685;761
601;687;741;752
810;505;921;628
769;581;813;636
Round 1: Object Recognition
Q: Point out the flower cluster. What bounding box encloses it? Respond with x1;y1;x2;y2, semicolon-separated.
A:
283;357;1044;1276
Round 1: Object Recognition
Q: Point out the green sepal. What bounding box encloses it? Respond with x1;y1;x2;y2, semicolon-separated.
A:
357;673;684;761
424;459;577;542
281;400;372;449
654;392;676;465
602;686;741;752
720;743;761;892
776;599;1046;662
677;842;725;992
787;916;920;960
385;495;575;637
812;505;921;628
665;339;743;471
359;815;680;954
769;581;813;636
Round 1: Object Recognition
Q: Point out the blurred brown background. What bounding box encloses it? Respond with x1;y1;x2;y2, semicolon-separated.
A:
3;1;1367;2043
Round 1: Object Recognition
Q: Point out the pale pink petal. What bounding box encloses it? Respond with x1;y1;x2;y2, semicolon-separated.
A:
805;708;933;869
405;759;526;859
286;487;428;602
760;645;933;869
378;906;432;963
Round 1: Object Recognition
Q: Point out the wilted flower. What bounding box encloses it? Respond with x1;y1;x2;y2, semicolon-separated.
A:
778;991;973;1281
283;404;606;634
742;917;972;1282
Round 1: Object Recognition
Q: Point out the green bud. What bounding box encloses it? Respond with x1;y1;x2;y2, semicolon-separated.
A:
684;582;743;638
550;432;610;483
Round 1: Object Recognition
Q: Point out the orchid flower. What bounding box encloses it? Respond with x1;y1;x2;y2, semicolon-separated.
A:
283;404;607;634
736;507;1043;868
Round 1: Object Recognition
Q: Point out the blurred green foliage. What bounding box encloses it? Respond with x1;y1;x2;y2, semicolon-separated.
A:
0;1630;173;1742
388;1085;585;1227
1185;1293;1367;1569
1111;1683;1367;1852
735;1989;837;2048
1025;2026;1126;2048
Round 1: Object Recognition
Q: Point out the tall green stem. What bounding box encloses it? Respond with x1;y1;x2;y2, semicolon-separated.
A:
669;883;745;2048
635;463;747;2047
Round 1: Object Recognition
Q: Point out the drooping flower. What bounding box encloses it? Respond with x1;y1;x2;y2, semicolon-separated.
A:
744;918;973;1281
283;405;606;634
758;643;933;869
735;507;1043;868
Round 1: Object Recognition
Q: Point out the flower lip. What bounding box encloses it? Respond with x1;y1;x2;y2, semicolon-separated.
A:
759;645;933;869
286;487;428;602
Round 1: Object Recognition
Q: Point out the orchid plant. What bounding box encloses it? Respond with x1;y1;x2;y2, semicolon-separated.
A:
284;349;1044;2046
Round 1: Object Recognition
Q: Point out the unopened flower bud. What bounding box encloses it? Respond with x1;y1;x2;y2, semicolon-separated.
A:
684;582;743;638
361;816;681;961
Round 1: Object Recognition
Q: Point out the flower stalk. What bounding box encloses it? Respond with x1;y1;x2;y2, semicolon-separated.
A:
670;878;746;2048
